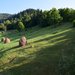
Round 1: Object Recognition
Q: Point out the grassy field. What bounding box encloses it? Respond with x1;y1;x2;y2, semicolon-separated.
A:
0;23;75;75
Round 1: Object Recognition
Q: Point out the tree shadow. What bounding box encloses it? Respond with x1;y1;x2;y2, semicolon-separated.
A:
0;37;71;75
0;28;75;75
0;45;20;58
1;24;71;42
0;40;68;75
0;43;31;59
0;28;71;60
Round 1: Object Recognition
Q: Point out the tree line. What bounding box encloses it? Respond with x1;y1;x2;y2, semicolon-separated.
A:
0;8;75;31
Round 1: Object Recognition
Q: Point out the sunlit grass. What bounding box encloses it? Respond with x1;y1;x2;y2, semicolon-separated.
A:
0;23;75;75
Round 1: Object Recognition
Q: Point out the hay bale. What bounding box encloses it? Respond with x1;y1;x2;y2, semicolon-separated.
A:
19;36;27;47
1;37;5;42
4;38;10;43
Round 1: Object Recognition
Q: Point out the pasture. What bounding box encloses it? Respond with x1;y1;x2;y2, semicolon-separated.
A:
0;23;75;75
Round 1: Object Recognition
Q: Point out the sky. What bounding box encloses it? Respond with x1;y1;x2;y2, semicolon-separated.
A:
0;0;75;14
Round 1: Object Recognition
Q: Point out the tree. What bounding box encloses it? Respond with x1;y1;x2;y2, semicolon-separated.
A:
72;20;75;27
0;23;7;31
47;8;63;26
17;21;25;31
30;9;43;27
39;11;49;27
4;20;11;25
59;8;75;22
3;20;11;31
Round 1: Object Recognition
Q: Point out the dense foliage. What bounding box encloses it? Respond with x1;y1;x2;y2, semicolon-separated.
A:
17;21;25;31
72;20;75;27
0;8;75;31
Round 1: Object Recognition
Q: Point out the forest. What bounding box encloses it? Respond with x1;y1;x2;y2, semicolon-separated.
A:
0;8;75;31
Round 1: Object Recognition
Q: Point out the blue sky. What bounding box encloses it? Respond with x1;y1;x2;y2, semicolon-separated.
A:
0;0;75;14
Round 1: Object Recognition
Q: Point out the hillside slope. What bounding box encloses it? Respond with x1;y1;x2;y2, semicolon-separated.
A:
0;23;75;75
0;13;11;20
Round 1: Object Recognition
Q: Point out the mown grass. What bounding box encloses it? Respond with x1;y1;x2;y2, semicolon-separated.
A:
0;23;75;75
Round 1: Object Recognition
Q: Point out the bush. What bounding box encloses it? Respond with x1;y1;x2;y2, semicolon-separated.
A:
72;20;75;27
17;21;25;32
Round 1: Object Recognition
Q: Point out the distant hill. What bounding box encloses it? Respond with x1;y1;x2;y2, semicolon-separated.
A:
0;13;11;20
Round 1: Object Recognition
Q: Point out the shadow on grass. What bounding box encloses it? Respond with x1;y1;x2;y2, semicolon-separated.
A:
0;44;32;59
0;45;61;75
0;45;20;58
0;28;72;60
1;38;75;75
0;33;64;59
1;24;71;42
1;37;75;75
0;28;75;75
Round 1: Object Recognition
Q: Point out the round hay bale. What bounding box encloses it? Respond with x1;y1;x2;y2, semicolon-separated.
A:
19;36;27;47
1;37;5;42
4;38;10;44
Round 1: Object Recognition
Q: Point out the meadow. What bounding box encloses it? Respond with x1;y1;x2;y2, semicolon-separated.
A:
0;23;75;75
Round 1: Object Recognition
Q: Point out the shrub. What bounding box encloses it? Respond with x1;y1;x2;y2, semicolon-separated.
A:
17;21;25;32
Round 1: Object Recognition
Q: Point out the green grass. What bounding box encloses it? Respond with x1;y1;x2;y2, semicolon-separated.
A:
0;23;75;75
